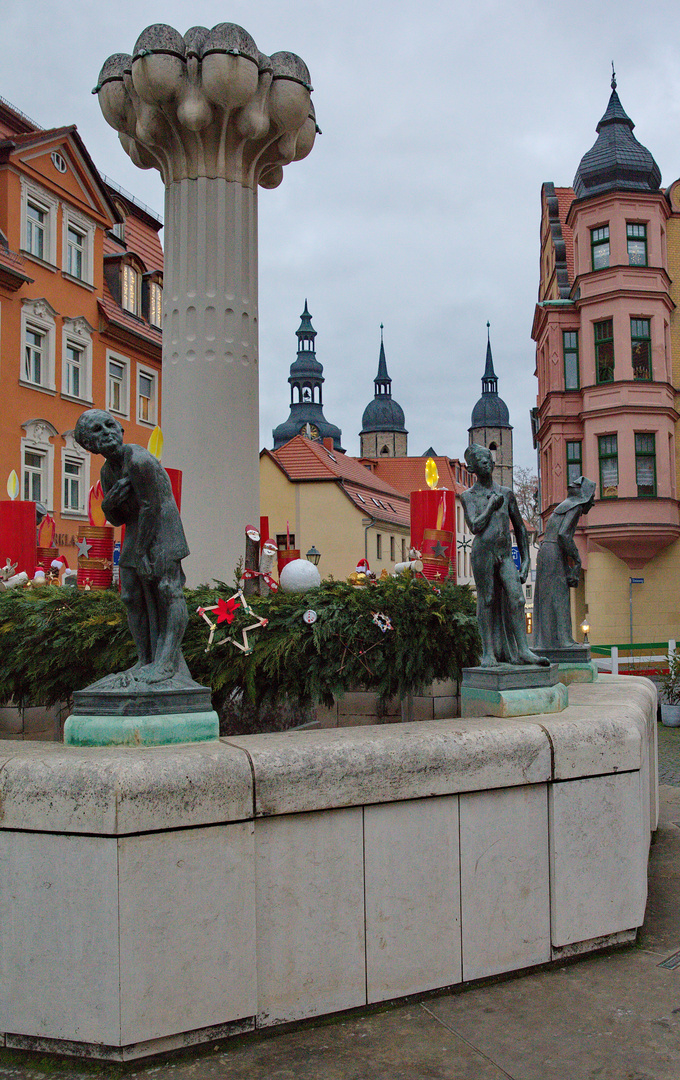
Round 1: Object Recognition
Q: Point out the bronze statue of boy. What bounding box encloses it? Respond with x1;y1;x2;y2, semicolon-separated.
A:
461;443;549;668
74;409;190;685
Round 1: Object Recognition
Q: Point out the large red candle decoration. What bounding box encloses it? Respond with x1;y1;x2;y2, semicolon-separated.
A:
409;460;456;582
77;483;115;590
36;514;59;571
0;500;37;576
165;468;182;512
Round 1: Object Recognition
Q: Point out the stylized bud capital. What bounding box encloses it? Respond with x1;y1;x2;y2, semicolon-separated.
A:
94;22;317;187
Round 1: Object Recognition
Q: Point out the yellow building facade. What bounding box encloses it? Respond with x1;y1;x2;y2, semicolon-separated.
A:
260;437;410;581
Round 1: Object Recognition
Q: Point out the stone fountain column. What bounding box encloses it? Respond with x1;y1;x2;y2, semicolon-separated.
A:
95;24;317;585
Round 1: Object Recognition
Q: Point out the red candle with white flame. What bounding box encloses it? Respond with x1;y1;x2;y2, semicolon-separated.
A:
409;459;456;582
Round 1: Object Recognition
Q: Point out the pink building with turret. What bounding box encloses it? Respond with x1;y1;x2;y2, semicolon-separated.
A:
532;75;680;646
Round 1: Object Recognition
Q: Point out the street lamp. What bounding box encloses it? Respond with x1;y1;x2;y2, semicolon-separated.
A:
306;545;321;566
580;617;590;644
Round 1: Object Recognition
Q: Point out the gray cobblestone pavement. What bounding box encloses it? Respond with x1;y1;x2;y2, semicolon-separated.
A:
657;720;680;785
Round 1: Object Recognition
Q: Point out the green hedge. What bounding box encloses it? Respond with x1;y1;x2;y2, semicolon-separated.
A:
0;577;480;711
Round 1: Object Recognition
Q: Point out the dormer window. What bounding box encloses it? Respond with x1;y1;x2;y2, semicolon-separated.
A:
149;281;162;327
122;263;140;315
111;200;126;242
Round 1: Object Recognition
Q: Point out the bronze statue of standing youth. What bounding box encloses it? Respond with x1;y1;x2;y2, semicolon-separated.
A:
461;443;549;668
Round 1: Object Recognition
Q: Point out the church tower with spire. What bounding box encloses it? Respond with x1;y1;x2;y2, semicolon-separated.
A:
272;302;344;451
469;324;513;488
360;325;408;457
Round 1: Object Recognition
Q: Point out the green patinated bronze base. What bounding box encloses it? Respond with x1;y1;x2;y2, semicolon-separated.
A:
556;661;598;686
64;711;219;747
461;683;568;718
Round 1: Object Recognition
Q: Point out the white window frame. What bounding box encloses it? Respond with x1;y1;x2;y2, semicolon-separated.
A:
61;317;94;403
137;365;157;426
62;210;95;286
21;298;57;392
107;350;130;418
60;432;90;518
21;419;57;512
20;179;58;266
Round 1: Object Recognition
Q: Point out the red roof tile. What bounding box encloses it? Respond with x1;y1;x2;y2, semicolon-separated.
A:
103;218;163;275
125;213;163;274
555;187;575;284
0;244;32;280
98;285;162;349
264;437;411;528
361;456;472;498
7;125;75;147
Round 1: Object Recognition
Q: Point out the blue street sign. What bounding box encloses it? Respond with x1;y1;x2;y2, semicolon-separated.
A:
630;577;644;584
511;545;521;570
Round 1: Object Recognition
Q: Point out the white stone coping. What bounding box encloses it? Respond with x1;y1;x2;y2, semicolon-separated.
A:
0;740;253;836
0;676;655;835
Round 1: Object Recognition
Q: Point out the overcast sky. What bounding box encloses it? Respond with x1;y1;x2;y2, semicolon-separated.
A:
5;0;680;471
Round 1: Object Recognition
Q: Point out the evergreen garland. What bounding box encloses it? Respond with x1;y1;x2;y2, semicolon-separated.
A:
0;577;480;711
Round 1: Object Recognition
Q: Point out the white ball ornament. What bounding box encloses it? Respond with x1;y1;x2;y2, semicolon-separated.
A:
279;558;321;594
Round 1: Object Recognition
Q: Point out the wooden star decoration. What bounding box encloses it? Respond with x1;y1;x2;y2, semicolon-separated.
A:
197;590;268;654
336;633;382;676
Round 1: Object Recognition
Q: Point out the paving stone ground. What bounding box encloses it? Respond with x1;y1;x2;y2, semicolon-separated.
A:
1;724;679;1080
657;721;680;785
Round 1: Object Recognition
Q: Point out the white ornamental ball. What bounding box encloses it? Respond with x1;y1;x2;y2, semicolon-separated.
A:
279;558;321;594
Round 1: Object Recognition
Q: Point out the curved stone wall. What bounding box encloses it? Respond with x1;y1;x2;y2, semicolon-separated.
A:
0;675;657;1060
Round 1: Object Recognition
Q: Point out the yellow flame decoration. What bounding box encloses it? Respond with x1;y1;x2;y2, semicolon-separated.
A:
88;481;107;527
6;470;19;500
147;426;164;461
436;495;445;530
425;458;439;490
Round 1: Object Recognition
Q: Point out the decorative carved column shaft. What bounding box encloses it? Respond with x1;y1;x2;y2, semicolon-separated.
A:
95;23;317;584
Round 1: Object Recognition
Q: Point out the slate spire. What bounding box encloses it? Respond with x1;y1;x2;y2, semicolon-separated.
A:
573;75;661;200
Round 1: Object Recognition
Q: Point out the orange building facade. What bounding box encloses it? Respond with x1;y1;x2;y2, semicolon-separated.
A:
0;97;163;570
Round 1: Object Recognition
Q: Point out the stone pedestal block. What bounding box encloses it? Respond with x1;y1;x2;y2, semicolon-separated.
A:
556;661;598;685
64;711;219;746
461;663;567;717
462;683;568;717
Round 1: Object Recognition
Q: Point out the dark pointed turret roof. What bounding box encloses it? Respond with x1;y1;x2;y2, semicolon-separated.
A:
361;325;407;435
272;302;344;452
470;325;511;430
288;299;322;379
573;73;661;200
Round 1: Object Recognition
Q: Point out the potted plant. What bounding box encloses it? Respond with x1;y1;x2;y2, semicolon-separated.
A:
660;651;680;726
